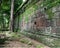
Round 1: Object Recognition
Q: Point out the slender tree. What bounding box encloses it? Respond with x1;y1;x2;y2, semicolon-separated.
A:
10;0;14;32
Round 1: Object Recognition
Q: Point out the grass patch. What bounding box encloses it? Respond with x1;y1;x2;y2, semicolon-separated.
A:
36;45;44;48
20;38;33;45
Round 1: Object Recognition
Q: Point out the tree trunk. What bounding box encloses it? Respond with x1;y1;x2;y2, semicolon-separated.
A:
10;0;14;32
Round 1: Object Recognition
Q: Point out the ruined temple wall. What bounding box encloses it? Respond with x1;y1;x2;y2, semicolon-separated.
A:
18;1;60;35
19;1;44;31
15;1;60;47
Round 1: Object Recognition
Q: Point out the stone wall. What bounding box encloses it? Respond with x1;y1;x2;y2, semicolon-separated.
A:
15;1;60;47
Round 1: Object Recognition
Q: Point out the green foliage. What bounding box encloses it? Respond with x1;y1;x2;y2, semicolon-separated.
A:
45;0;58;19
33;5;38;10
1;0;10;10
0;0;23;30
38;0;60;19
0;38;7;44
14;0;22;11
52;39;60;47
46;9;54;19
20;38;33;45
36;45;44;48
0;32;8;43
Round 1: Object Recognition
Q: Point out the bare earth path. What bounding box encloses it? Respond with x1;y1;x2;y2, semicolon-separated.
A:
1;40;35;48
0;32;50;48
0;38;50;48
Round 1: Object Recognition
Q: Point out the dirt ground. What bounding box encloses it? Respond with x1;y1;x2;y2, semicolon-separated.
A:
0;38;50;48
0;32;50;48
0;41;35;48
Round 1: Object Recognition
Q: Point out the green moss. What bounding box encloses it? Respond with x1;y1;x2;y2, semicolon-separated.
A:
20;38;33;45
46;9;54;20
33;5;38;10
36;45;44;48
52;39;60;47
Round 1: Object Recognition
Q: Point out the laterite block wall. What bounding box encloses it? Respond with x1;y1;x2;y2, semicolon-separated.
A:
15;1;60;48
